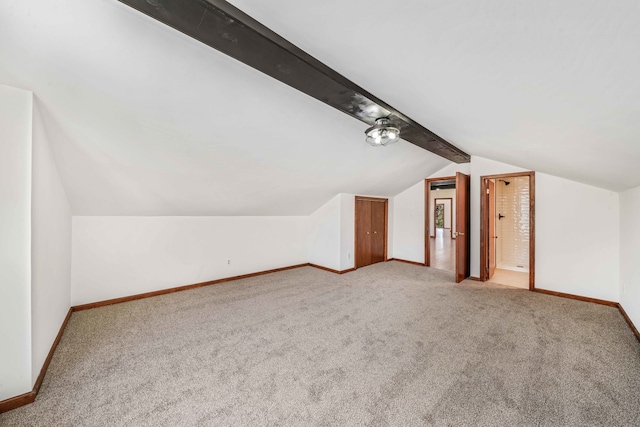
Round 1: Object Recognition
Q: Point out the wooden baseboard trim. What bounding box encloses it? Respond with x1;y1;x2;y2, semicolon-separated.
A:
73;264;309;311
309;263;340;274
0;307;73;414
618;304;640;343
308;264;355;275
388;258;426;267
32;308;73;395
468;276;482;281
0;391;35;414
533;288;618;307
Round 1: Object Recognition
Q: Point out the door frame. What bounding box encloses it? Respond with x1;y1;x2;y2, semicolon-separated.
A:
424;176;456;266
487;180;497;279
434;197;453;237
354;196;389;268
480;171;536;290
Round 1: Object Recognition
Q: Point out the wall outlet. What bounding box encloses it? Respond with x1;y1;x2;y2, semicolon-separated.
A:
227;259;231;265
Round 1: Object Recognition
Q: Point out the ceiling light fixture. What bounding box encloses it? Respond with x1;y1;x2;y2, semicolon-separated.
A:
365;118;400;147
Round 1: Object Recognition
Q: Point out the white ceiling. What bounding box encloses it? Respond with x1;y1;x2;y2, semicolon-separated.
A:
1;0;639;215
230;0;640;191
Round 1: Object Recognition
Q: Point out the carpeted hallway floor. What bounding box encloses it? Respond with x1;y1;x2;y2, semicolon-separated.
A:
2;262;639;426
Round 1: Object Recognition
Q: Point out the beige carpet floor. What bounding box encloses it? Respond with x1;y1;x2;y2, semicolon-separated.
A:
2;262;639;426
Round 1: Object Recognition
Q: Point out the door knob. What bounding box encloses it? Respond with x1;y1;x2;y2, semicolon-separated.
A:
366;232;370;235
458;232;465;236
374;231;377;234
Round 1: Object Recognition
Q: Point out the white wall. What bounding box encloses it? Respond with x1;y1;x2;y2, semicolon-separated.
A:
429;162;471;179
0;85;33;400
394;156;620;302
339;194;356;271
620;185;640;331
430;189;456;236
31;100;72;383
72;192;394;305
386;197;394;261
71;217;308;305
308;195;341;271
536;173;619;301
392;181;425;264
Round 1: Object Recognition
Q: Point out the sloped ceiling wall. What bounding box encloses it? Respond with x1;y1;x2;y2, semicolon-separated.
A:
230;0;640;191
0;0;450;216
1;0;639;217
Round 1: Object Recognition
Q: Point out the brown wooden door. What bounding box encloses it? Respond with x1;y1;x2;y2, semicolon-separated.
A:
488;180;496;279
371;201;386;264
355;197;387;268
455;172;470;283
355;199;372;268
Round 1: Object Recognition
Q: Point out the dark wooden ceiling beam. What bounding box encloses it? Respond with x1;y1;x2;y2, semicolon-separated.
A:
118;0;471;163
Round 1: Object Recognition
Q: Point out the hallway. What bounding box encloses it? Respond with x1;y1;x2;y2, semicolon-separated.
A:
430;228;455;271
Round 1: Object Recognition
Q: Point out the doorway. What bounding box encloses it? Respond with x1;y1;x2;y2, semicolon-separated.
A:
481;172;535;290
354;196;388;268
425;173;470;282
434;198;453;236
431;196;455;271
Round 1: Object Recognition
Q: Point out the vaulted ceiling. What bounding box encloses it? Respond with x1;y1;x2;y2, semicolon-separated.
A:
1;0;639;215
